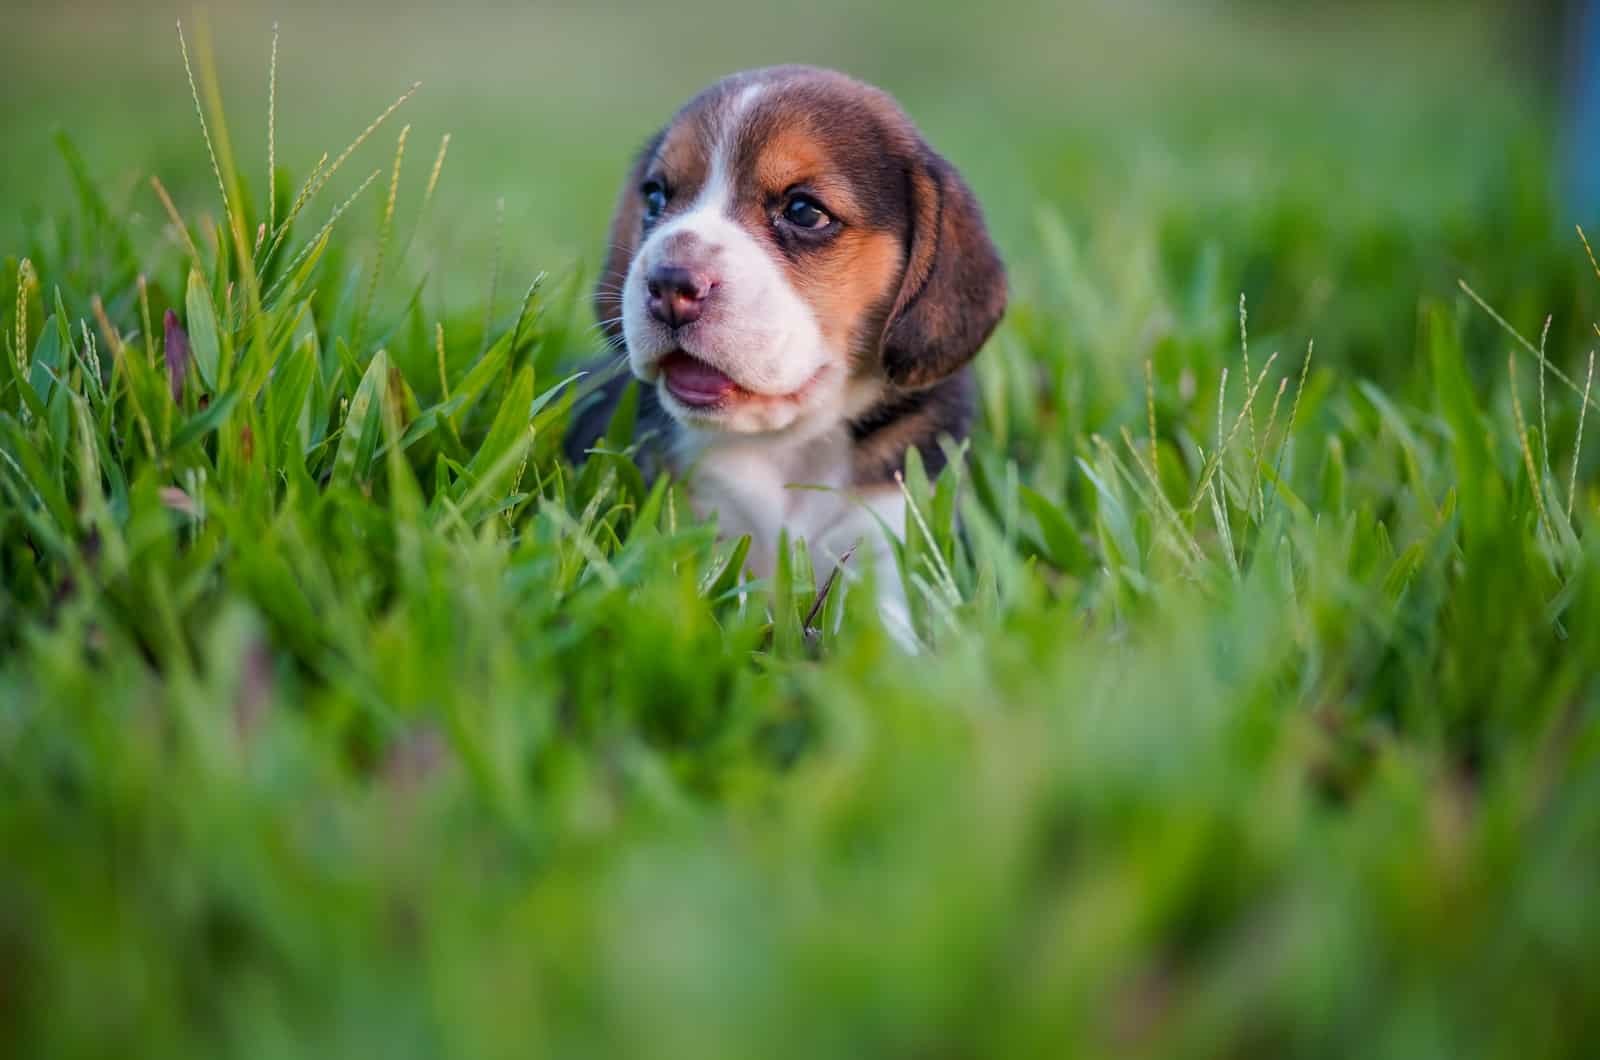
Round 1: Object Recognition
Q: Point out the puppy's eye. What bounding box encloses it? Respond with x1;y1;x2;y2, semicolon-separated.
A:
641;181;668;223
780;194;831;231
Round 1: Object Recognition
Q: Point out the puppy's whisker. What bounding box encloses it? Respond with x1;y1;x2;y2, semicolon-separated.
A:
588;328;629;353
577;315;629;348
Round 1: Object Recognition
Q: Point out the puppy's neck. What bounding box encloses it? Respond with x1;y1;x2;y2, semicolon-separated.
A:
666;374;894;575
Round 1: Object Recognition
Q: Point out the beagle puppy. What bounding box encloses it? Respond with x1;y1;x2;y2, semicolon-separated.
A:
566;66;1006;636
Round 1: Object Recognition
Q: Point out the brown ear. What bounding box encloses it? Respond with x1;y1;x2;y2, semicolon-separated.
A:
594;130;664;345
880;148;1006;388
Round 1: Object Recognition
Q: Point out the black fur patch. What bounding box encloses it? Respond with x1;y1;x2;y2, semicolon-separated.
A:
849;369;975;484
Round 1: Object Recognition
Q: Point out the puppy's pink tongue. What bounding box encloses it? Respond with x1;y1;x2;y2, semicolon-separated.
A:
661;352;736;407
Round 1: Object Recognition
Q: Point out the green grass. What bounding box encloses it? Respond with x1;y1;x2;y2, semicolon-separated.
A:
5;6;1600;1057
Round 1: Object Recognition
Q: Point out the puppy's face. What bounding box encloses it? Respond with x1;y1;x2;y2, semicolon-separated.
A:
597;66;1005;437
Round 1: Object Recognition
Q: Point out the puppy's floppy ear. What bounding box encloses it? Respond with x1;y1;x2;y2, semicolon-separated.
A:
593;130;664;345
880;147;1006;388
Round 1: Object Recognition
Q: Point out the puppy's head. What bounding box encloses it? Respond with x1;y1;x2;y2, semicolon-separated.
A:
595;66;1006;436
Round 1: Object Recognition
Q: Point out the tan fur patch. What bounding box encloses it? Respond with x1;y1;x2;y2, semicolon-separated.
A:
789;229;903;359
751;127;864;223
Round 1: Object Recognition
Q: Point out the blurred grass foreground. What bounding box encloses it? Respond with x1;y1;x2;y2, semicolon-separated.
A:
4;1;1600;1057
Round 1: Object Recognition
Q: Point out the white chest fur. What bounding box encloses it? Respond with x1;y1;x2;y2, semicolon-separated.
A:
671;425;906;587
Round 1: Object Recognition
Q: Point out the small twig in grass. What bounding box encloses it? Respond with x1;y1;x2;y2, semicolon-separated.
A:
804;545;855;637
1509;351;1556;544
1571;351;1595;521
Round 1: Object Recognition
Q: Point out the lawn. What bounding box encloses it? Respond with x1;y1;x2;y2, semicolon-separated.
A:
3;2;1600;1056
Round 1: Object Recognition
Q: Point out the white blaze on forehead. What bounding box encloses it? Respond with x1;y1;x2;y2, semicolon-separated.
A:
693;80;767;218
731;81;769;130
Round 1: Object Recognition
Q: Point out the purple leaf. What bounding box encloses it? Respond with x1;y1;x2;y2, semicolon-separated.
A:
163;308;190;403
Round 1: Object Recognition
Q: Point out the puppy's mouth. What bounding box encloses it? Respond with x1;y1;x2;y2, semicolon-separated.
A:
652;349;831;426
659;350;740;408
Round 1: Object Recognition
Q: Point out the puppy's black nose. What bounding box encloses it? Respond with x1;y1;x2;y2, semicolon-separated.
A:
645;264;711;328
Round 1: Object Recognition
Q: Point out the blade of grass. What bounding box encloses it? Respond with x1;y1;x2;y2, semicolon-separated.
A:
1571;351;1595;521
1508;351;1556;549
354;124;410;352
150;176;202;264
1460;279;1598;413
1269;340;1314;515
1239;293;1263;518
267;22;279;233
176;18;234;240
1186;352;1279;514
263;170;382;306
14;259;32;385
482;197;506;354
260;79;420;272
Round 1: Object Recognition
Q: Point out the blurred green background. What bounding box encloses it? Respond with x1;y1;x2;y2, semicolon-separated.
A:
9;2;1600;1058
0;0;1573;365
